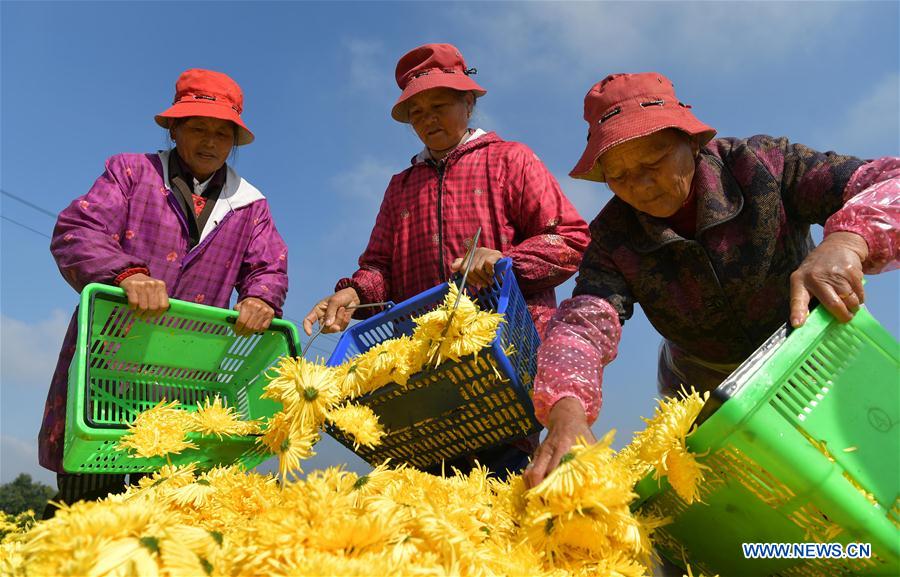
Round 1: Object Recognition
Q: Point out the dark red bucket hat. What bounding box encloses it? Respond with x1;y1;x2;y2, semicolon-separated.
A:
570;72;716;182
155;68;254;145
391;43;487;123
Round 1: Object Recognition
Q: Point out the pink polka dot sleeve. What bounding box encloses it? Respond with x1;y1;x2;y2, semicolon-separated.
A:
825;157;900;274
532;294;622;426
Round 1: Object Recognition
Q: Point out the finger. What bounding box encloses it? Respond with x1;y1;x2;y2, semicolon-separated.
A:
450;257;464;272
234;307;251;336
126;285;140;311
258;310;274;331
848;267;865;304
842;291;861;315
473;255;490;287
483;257;496;281
158;287;169;315
136;285;150;316
244;311;265;334
238;303;260;333
148;283;164;316
251;305;273;333
545;438;574;476
322;317;344;334
470;268;488;290
303;306;321;336
336;309;353;331
324;298;344;330
814;280;853;323
524;443;554;489
789;273;811;328
466;255;488;288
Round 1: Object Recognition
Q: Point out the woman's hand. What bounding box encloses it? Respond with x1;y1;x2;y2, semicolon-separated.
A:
790;231;869;327
119;273;169;319
450;247;503;289
303;287;360;335
523;397;596;489
233;297;275;336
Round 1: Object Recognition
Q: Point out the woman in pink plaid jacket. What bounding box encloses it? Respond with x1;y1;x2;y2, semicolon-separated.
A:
304;44;590;478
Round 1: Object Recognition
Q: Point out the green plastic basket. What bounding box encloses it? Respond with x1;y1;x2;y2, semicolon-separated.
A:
634;305;900;577
63;283;298;474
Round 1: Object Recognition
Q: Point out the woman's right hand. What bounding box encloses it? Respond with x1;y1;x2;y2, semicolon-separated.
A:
118;273;169;319
303;287;360;335
523;397;596;489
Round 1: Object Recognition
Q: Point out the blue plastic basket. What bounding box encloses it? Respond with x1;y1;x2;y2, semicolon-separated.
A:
325;258;542;470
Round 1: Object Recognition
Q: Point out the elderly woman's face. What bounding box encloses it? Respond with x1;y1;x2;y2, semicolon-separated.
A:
599;129;699;218
407;88;473;154
171;117;236;180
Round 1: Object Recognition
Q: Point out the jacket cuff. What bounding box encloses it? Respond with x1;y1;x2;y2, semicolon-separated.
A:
114;267;150;285
335;277;384;319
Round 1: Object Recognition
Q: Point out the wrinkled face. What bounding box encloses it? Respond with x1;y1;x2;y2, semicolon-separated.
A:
599;129;699;218
171;117;236;181
407;88;473;153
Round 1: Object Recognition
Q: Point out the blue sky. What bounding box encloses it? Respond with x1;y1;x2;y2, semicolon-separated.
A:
1;1;897;486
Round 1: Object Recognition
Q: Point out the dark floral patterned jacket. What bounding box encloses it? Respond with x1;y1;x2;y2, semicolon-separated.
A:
532;135;899;424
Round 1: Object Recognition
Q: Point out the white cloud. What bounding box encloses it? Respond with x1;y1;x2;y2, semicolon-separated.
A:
825;72;900;157
343;38;393;97
1;434;56;486
457;2;847;86
330;156;397;204
1;310;71;388
323;156;399;252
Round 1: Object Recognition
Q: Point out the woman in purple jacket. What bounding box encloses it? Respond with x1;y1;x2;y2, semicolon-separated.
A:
40;69;289;514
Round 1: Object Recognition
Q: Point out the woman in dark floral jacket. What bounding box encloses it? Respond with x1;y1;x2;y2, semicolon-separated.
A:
525;72;898;488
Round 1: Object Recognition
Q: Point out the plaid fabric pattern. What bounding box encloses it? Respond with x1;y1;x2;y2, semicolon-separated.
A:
40;153;289;472
533;137;898;425
336;132;590;337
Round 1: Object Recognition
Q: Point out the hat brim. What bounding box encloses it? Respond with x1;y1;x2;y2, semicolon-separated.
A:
391;73;487;123
570;107;715;182
155;101;254;145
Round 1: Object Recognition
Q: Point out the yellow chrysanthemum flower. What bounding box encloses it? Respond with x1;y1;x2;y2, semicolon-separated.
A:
118;400;197;458
413;282;504;367
263;357;341;428
617;389;709;504
334;358;372;399
257;411;319;479
190;395;260;439
325;403;386;450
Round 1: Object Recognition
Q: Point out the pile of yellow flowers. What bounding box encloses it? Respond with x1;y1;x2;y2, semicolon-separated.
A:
115;283;507;479
0;284;719;576
0;390;713;577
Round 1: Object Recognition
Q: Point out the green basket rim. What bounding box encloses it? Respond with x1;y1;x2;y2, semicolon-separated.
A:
79;283;299;431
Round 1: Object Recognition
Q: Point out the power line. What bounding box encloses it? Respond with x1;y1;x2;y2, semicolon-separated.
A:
1;189;57;219
0;215;51;239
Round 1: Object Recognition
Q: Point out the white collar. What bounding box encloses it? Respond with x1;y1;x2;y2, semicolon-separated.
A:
158;150;265;243
414;128;488;165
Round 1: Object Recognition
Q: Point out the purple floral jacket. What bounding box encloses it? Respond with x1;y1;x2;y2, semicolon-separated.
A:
40;151;289;472
533;136;899;425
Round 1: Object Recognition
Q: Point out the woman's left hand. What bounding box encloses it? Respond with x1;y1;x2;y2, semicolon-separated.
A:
450;247;503;289
234;297;275;336
790;231;869;327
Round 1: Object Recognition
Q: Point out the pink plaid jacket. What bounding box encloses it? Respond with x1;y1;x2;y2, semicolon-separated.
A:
336;131;591;337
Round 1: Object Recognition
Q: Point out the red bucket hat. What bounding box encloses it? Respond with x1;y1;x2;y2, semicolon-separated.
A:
391;43;487;123
570;72;716;182
154;68;254;145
